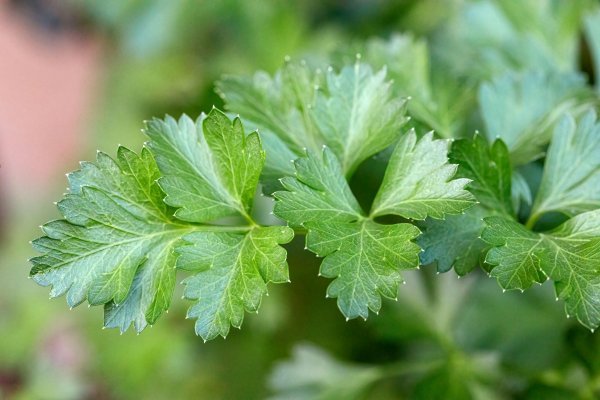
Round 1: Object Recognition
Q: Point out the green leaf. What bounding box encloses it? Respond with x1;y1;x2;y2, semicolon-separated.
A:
437;0;590;79
274;148;420;320
371;131;475;220
449;134;513;216
311;62;408;175
310;220;420;319
511;170;533;212
177;226;293;340
144;109;294;339
483;211;600;330
479;70;587;165
481;217;548;290
531;111;600;220
32;110;294;339
274;147;363;227
30;147;190;332
219;61;408;182
418;206;488;275
363;34;475;139
144;109;263;223
218;62;325;192
417;135;513;275
218;62;323;155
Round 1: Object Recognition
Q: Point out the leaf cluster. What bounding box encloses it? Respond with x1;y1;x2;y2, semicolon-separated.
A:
30;0;600;343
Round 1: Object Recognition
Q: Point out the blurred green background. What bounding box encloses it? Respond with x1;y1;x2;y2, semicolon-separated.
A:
1;0;600;399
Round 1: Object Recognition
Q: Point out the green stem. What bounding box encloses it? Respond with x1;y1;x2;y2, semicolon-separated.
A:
239;208;259;228
525;211;542;230
293;226;308;235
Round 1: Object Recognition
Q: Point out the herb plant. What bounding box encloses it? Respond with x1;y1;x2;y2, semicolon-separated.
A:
28;1;600;397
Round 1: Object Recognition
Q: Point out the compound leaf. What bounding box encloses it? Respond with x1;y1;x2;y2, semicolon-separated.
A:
32;110;293;339
144;109;294;339
274;148;420;320
219;61;408;184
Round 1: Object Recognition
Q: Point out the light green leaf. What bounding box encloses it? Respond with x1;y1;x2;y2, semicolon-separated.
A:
30;147;190;332
145;109;263;223
479;70;587;165
144;109;294;338
363;34;475;138
218;62;323;155
274;148;420;320
371;131;475;220
531;111;600;220
219;61;408;181
437;0;590;79
483;211;600;329
178;226;293;340
311;63;408;175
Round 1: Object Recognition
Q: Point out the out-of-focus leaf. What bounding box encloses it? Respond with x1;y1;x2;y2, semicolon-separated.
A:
436;0;592;78
531;111;600;219
268;344;382;400
363;34;475;138
479;70;588;165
